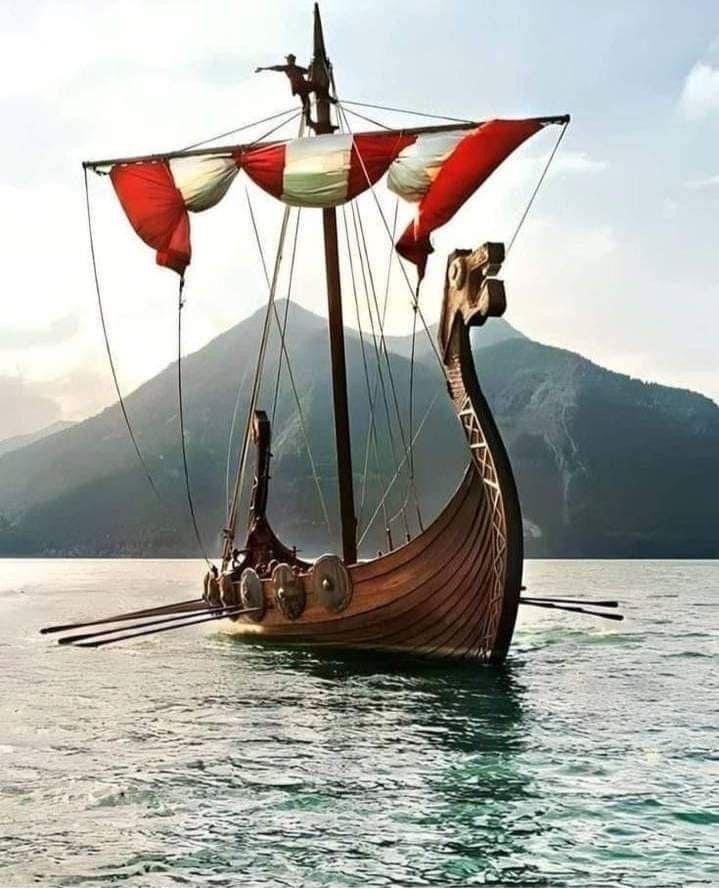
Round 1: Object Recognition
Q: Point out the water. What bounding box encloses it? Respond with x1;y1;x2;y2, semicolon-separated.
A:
0;560;717;887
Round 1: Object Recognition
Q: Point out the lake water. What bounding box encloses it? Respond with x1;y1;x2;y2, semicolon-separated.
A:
0;559;717;887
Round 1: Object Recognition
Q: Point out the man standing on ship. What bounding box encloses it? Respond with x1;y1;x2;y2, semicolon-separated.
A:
255;54;336;129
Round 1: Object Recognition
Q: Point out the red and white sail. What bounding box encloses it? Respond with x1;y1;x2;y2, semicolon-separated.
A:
107;118;556;277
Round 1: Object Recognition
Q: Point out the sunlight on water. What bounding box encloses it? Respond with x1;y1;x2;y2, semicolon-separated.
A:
0;559;717;886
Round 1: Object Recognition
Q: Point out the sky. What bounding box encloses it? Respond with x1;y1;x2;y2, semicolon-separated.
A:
1;0;718;439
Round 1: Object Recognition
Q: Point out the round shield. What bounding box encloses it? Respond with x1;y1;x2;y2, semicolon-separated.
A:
272;563;306;621
219;573;239;608
240;567;265;622
312;554;352;612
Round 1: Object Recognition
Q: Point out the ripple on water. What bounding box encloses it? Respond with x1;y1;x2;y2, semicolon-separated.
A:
0;559;717;887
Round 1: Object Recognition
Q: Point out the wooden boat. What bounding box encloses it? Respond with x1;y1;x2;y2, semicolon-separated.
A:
70;6;577;660
219;242;523;662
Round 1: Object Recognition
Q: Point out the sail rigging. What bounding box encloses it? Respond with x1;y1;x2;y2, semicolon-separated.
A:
66;4;581;661
95;115;567;278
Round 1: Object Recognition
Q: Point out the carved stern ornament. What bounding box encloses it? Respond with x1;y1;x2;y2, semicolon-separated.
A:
438;242;524;662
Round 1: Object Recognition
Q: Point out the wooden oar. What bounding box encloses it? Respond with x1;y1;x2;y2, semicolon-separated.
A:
56;605;225;645
70;605;260;648
40;598;205;635
522;596;619;608
519;599;624;621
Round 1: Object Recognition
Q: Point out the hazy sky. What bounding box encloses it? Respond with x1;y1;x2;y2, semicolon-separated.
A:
2;0;718;439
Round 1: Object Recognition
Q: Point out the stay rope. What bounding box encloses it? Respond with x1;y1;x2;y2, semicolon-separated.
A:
337;103;424;531
176;277;213;567
180;106;299;152
83;168;167;511
339;203;392;543
341;98;472;124
244;188;332;537
506;120;569;257
223;204;292;567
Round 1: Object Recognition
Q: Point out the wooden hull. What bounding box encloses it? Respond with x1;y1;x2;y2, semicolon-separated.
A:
221;243;523;663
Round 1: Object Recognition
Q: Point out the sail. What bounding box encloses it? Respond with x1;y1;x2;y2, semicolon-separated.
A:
105;118;559;277
391;118;546;275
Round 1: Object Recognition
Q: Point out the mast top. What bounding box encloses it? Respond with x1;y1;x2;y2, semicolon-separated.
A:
313;3;329;69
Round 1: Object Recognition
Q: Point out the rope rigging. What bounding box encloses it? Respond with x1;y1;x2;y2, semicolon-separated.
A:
341;113;424;530
506;119;569;258
85;91;568;565
83;168;167;512
179;106;299;151
176;277;213;566
223;203;292;567
341;98;473;124
244;188;332;537
339;203;392;545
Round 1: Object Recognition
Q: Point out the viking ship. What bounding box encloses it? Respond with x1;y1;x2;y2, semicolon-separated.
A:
41;7;624;658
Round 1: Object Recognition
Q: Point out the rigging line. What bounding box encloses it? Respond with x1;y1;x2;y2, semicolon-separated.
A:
271;208;302;427
224;362;253;513
241;109;304;152
362;196;404;534
340;204;390;539
338;105;426;531
177;278;212;567
381;199;400;325
244;188;332;538
358;392;440;548
341;99;473;124
223;207;286;519
335;104;446;379
223;205;292;569
348;197;411;540
82;167;167;512
270;118;305;427
334;82;417;537
337;103;393;131
223;118;305;525
334;104;378;528
180;106;298;151
350;185;424;530
380;197;422;532
506;120;569;258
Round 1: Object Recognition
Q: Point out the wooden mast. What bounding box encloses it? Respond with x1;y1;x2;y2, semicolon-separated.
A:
311;4;357;564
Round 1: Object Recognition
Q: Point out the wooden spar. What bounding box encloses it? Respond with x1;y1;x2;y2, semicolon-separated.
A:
82;116;570;172
312;4;357;564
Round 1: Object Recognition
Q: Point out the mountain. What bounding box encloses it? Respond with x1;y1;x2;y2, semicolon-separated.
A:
0;301;717;558
0;420;75;458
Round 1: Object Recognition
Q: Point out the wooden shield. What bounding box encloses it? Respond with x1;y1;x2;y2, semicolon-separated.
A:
312;554;352;612
240;567;265;621
219;573;239;608
272;563;306;621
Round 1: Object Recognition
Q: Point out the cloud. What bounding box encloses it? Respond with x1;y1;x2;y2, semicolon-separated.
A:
553;151;608;175
685;174;719;190
0;315;79;349
680;62;719;119
0;375;63;439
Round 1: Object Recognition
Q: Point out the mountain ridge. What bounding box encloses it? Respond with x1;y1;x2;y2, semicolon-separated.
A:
1;300;717;558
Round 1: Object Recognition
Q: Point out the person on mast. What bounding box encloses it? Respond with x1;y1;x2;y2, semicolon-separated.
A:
255;54;335;129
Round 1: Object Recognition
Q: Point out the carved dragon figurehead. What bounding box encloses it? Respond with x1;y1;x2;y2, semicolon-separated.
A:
439;242;507;359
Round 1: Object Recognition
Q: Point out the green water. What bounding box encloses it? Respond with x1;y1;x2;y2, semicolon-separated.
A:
0;559;717;886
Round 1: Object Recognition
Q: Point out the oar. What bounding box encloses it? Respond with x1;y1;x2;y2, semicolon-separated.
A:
56;604;226;645
70;605;261;648
40;598;205;635
519;599;624;621
521;596;619;608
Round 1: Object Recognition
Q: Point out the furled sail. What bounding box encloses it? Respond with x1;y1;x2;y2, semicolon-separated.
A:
103;117;563;277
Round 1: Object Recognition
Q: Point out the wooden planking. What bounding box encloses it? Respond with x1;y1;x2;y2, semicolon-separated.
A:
223;242;525;662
